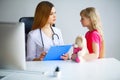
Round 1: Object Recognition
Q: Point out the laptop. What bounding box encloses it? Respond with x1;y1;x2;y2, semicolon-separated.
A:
43;45;72;60
0;22;26;70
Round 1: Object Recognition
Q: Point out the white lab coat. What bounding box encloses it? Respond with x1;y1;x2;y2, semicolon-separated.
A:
26;27;64;61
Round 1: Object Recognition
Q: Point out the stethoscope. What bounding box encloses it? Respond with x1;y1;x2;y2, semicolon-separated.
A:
39;26;59;51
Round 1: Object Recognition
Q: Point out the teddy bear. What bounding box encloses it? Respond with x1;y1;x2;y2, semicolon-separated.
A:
72;35;89;63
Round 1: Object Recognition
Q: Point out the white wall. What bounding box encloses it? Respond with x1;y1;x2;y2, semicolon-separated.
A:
0;0;120;60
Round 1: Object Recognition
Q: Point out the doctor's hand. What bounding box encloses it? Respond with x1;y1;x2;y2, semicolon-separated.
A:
61;53;69;60
33;52;46;61
39;52;47;61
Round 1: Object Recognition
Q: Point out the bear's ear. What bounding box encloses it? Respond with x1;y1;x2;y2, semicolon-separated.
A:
76;36;82;41
79;36;83;42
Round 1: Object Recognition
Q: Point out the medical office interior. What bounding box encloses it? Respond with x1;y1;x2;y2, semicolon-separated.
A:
0;0;120;60
0;0;120;80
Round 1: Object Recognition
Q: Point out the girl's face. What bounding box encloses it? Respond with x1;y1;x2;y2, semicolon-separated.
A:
80;15;91;27
47;7;56;25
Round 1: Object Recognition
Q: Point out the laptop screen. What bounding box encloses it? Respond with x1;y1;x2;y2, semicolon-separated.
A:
0;22;26;70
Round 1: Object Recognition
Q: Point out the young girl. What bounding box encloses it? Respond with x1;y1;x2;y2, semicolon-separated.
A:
27;1;68;61
71;7;105;61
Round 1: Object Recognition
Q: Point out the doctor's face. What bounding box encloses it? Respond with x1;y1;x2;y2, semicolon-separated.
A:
47;7;56;25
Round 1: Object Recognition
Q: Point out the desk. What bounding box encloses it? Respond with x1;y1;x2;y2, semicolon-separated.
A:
0;58;120;80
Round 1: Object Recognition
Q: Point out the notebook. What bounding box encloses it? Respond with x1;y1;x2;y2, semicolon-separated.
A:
43;45;72;60
0;22;26;70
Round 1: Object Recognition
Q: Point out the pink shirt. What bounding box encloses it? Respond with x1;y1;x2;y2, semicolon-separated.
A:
85;30;102;54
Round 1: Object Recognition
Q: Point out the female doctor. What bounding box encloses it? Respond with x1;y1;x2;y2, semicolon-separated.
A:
27;1;69;61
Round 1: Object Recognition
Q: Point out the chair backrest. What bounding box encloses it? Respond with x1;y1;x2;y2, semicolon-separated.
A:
19;17;34;35
19;17;34;55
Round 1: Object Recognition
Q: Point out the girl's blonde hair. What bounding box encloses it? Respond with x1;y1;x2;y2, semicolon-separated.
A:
80;7;105;58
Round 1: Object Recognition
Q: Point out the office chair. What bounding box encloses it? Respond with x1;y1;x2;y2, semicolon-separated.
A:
19;17;34;56
19;17;34;38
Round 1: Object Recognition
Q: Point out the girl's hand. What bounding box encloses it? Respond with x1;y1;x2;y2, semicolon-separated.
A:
61;53;69;60
71;53;78;61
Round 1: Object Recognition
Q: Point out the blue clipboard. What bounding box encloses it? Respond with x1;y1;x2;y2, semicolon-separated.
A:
43;45;72;60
